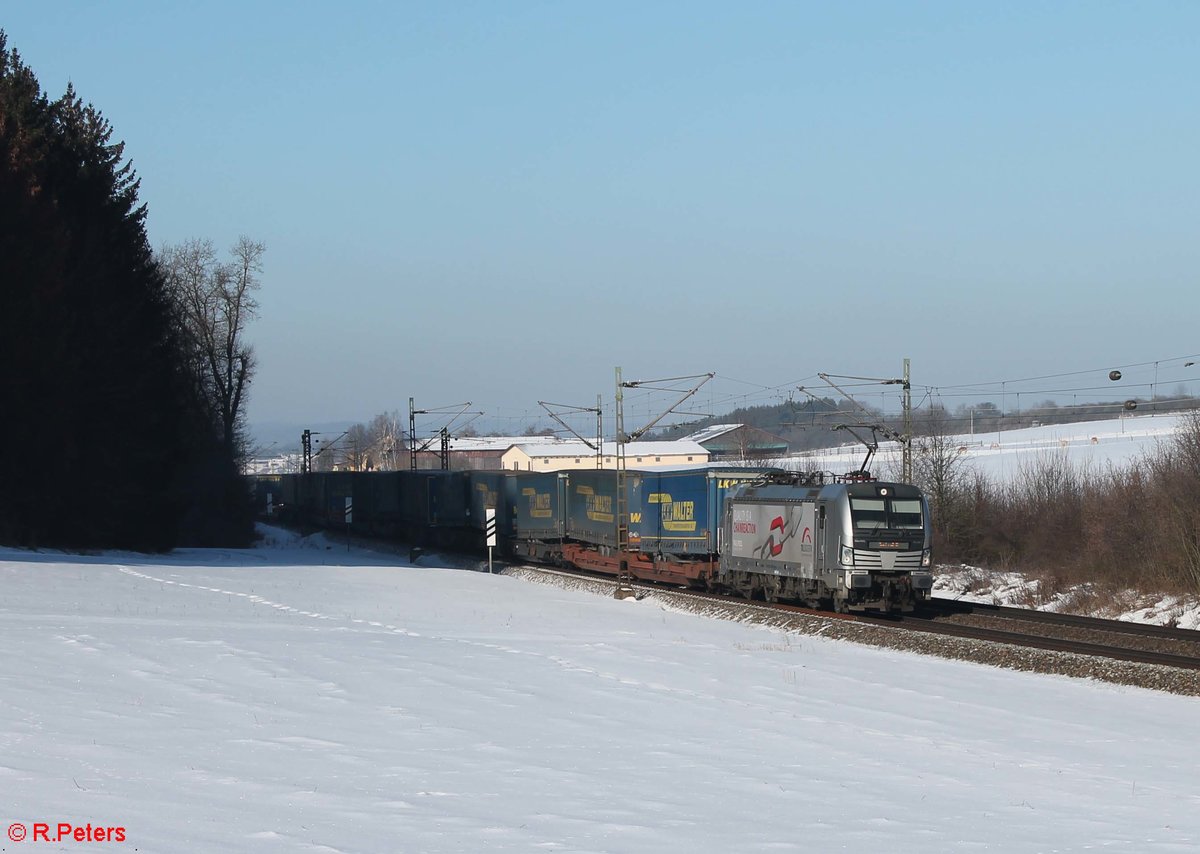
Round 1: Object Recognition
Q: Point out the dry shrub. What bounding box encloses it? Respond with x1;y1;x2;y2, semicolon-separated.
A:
934;409;1200;597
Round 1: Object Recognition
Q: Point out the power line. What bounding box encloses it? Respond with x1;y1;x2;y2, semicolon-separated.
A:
932;352;1200;392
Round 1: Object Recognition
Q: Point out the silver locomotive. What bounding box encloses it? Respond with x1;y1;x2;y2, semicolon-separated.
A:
718;473;933;612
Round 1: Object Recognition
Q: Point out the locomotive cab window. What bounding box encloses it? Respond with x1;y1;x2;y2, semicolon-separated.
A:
850;497;923;532
889;499;924;530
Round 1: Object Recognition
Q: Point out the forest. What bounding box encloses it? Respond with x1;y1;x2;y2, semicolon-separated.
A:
0;32;255;549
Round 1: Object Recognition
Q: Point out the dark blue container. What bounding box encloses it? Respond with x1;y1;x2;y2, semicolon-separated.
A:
408;471;469;527
351;471;404;536
511;471;567;540
323;471;356;527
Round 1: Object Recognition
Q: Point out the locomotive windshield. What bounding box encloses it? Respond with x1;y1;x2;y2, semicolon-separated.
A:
849;497;923;532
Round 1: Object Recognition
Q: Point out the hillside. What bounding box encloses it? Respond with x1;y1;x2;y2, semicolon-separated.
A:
784;411;1186;483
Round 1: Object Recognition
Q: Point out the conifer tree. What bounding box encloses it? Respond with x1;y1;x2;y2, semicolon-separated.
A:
0;31;253;549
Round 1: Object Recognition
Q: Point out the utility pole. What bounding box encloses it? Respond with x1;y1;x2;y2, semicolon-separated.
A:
902;358;912;484
301;429;313;475
613;368;714;599
409;397;417;471
803;360;912;482
597;394;603;469
615;367;631;598
538;397;604;468
407;398;475;471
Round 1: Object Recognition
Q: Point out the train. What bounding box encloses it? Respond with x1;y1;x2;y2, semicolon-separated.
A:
250;466;934;613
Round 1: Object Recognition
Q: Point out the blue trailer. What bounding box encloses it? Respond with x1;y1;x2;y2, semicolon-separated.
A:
565;469;644;549
510;471;566;539
635;468;773;555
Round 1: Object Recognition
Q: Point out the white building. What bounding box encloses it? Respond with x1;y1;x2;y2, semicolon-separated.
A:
500;440;709;472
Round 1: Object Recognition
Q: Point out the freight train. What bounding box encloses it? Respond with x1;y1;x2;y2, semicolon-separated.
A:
251;467;933;613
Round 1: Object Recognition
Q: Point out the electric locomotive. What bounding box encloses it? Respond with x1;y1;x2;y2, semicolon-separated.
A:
719;473;933;612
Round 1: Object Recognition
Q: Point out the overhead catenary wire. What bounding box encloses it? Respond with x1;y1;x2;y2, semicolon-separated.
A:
396;350;1200;441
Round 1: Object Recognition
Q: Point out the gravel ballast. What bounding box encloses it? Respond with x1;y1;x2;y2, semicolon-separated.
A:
507;566;1200;697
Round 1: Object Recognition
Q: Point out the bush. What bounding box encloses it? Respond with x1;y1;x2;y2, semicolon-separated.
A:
933;409;1200;597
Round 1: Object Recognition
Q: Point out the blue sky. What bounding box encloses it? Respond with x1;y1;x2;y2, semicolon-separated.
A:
7;2;1199;434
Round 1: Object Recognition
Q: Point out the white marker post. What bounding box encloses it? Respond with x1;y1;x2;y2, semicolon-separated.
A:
345;497;353;551
485;508;497;574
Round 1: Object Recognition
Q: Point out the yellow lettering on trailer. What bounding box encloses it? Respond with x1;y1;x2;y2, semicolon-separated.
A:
586;493;614;522
660;499;696;532
528;492;552;519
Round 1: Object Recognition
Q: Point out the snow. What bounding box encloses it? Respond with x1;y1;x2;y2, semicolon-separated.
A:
3;528;1199;852
933;565;1200;631
787;411;1188;483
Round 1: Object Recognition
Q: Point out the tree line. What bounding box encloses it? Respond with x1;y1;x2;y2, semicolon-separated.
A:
1;32;258;550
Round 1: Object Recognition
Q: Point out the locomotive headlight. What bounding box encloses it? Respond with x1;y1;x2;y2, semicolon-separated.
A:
921;549;932;568
840;544;854;566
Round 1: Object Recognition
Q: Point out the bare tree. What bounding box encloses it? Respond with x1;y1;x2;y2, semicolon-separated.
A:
911;427;973;545
159;236;264;458
344;423;372;471
368;411;404;470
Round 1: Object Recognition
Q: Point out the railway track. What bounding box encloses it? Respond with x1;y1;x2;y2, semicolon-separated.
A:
916;597;1200;665
924;596;1197;640
510;563;1200;675
880;607;1200;672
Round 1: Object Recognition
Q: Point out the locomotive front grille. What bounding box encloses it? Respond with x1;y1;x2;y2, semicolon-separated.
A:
852;549;925;569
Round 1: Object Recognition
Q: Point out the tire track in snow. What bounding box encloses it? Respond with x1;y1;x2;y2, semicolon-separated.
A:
112;565;794;713
114;565;423;638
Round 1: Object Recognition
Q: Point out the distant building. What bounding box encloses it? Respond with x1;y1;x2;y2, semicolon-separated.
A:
244;454;300;475
684;424;789;461
428;435;574;471
501;440;709;472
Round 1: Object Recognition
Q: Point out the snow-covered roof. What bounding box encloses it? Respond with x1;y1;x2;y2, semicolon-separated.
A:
440;435;570;453
685;424;743;443
510;440;709;458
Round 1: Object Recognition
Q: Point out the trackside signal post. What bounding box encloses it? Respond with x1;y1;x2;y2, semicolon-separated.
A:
485;508;497;573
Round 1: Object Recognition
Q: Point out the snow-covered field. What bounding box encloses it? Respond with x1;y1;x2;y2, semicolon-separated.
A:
3;528;1198;852
790;411;1187;484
